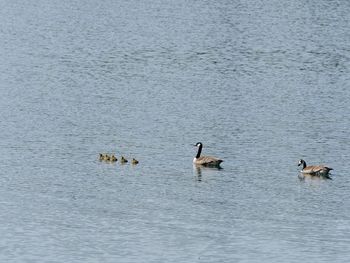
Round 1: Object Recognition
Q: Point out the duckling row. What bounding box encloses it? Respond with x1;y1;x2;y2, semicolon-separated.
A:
99;154;117;162
99;154;139;165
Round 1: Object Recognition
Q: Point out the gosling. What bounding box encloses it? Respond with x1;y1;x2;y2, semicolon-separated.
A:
105;155;111;162
110;155;117;162
99;153;109;161
120;156;128;164
131;158;139;165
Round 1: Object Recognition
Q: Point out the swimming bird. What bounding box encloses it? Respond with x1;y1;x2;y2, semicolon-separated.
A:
131;158;139;165
120;156;128;164
193;142;223;167
105;154;111;162
298;159;333;177
99;153;110;161
110;155;117;162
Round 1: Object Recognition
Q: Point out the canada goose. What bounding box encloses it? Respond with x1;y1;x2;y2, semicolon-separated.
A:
120;156;128;164
131;158;139;165
298;159;333;177
110;155;117;162
193;142;223;167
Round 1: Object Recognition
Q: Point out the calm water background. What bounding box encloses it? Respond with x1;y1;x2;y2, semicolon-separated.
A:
0;0;350;262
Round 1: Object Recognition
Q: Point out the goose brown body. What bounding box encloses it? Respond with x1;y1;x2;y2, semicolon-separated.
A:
193;142;223;167
298;159;332;177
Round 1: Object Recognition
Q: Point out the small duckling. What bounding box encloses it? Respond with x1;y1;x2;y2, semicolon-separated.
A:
120;156;128;164
99;153;105;161
131;158;139;165
105;154;111;162
110;155;117;162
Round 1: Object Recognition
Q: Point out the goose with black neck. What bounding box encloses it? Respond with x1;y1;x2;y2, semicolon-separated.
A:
193;142;223;168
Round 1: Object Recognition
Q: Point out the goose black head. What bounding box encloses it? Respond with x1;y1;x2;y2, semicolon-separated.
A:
194;142;203;147
298;159;305;166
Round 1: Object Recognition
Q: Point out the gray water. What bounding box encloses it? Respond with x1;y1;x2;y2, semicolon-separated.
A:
1;0;350;262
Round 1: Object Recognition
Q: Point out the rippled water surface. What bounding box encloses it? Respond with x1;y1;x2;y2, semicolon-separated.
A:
1;0;350;262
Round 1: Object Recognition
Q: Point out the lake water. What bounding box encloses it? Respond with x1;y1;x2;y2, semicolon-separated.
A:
1;0;350;262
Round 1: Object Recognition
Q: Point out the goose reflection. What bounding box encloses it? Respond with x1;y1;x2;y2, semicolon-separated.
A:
194;166;202;181
298;172;332;181
193;164;223;181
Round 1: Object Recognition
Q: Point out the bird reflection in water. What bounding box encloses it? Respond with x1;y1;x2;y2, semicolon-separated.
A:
298;172;332;182
193;164;223;182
